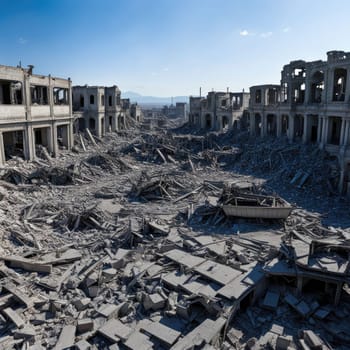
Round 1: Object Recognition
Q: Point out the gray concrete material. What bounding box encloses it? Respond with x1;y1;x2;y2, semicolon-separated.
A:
98;318;132;343
143;293;166;311
97;303;119;318
74;297;91;311
170;317;226;350
194;260;242;285
2;307;25;328
54;325;76;350
303;330;323;349
164;249;205;268
75;339;92;350
162;270;191;289
124;330;153;350
77;318;94;333
140;320;181;347
0;64;73;165
248;51;350;193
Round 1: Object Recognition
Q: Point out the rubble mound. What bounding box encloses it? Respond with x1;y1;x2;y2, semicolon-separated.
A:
234;139;340;195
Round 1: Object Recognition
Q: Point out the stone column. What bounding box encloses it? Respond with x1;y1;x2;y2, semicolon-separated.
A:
249;113;255;136
68;123;74;149
276;113;282;137
304;77;311;104
323;116;329;145
343;119;350;146
52;123;58;156
261;113;267;137
288;114;294;142
0;132;5;166
302;114;308;144
345;68;350;102
340;118;346;146
24;125;35;160
317;116;322;144
47;125;54;155
49;75;54;120
326;68;334;103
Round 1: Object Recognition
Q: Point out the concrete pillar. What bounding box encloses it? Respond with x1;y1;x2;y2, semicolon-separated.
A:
24;73;32;122
276;113;282;137
288;114;294;142
249;113;255;136
340;118;346;146
304;78;311;104
261;113;267;137
49;75;54;119
65;123;73;150
322;116;329;145
343;119;350;146
47;125;54;155
0;132;5;166
52;123;58;156
24;125;35;160
326;68;334;103
317;116;322;144
302;114;308;144
345;68;350;102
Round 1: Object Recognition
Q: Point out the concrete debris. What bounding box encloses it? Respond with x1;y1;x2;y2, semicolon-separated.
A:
0;123;348;350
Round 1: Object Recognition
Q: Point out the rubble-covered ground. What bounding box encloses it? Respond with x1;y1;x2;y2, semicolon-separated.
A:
0;122;349;349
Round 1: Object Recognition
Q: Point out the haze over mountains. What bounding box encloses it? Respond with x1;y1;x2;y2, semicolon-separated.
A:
122;91;189;106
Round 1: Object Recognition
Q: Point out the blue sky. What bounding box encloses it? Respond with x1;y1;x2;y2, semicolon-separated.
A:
1;0;350;96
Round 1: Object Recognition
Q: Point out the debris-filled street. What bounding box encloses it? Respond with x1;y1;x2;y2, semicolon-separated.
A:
0;121;349;350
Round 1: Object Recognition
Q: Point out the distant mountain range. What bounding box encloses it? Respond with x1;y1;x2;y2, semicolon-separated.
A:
122;91;189;105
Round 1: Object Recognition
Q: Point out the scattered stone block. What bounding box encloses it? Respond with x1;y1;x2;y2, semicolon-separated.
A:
102;268;117;281
77;318;94;333
276;335;293;350
143;293;166;311
75;339;92;350
303;330;322;350
54;325;76;350
74;297;91;311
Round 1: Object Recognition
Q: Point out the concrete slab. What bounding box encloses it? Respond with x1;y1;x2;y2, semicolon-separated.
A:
98;318;132;343
140;320;181;346
124;330;153;350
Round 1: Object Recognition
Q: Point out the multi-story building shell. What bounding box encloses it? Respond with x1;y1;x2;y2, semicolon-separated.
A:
249;51;350;193
189;91;249;132
0;64;73;165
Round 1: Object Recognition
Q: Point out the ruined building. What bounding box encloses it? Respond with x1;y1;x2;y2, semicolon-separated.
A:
0;64;73;165
189;90;250;132
249;50;350;193
73;86;143;137
162;102;188;120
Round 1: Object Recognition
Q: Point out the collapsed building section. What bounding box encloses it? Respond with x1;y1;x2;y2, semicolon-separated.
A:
0;64;73;165
249;51;350;194
73;85;143;137
189;90;250;132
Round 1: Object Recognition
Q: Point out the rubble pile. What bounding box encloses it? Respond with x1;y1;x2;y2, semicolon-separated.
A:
0;127;348;349
233;138;340;195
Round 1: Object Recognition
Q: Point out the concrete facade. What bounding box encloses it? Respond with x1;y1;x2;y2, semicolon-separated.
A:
249;50;350;193
73;85;123;137
0;64;73;165
189;91;249;132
